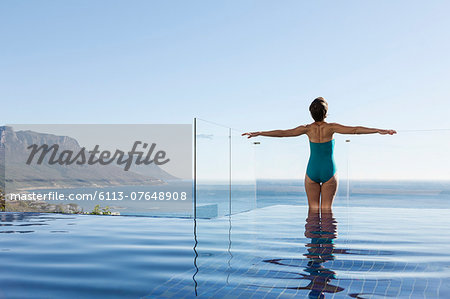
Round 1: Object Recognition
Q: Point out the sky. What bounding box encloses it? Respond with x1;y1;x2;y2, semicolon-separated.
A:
1;1;450;180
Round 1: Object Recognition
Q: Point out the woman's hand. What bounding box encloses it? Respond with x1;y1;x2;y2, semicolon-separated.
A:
242;132;260;138
379;129;397;135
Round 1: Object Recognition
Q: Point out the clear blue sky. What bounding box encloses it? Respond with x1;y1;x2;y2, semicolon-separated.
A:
2;1;449;180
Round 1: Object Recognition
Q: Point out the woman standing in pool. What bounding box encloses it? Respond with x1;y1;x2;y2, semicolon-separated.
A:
242;97;396;211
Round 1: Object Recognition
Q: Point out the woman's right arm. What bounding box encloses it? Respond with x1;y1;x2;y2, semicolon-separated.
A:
242;125;308;138
331;123;396;135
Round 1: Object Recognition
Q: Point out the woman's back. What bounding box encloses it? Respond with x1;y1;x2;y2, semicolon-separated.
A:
305;121;334;143
306;122;337;184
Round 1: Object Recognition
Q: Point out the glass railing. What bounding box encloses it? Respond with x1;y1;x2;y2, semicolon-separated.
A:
194;122;450;218
194;118;256;218
343;130;450;209
249;129;450;210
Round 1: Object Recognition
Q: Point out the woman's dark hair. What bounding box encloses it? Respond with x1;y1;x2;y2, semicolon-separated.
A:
309;97;328;122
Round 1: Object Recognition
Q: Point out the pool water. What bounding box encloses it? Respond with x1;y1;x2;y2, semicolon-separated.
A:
1;204;449;298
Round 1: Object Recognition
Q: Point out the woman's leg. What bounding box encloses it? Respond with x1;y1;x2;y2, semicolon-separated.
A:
305;174;321;211
321;174;338;210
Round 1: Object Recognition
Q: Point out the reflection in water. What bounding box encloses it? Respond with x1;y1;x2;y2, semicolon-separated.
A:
0;212;73;233
264;209;349;298
192;210;234;296
302;210;343;298
192;216;199;296
226;212;233;285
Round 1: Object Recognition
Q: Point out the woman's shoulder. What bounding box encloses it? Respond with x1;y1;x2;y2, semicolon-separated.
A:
307;121;337;127
322;122;344;129
310;121;338;134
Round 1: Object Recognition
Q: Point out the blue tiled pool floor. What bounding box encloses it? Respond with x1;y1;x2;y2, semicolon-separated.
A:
148;206;450;298
1;205;449;298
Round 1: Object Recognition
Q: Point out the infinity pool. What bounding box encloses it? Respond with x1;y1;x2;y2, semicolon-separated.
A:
1;205;449;298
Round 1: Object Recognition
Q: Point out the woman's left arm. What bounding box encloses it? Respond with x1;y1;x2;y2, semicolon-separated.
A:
242;125;308;138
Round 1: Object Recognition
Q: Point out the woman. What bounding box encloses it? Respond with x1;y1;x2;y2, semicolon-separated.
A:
242;97;396;211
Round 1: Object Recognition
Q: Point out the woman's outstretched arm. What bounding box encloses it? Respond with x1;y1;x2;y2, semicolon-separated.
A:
242;125;308;138
331;123;396;135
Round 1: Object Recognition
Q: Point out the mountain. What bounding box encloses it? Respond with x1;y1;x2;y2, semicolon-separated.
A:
0;126;177;192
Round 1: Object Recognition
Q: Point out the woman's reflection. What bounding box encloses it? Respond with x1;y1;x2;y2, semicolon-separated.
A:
302;209;343;298
264;209;345;298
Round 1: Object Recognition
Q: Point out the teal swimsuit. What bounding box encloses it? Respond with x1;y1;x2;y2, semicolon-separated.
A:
306;139;337;184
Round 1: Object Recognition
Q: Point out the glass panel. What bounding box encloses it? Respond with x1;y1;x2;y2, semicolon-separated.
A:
333;134;351;206
195;119;231;218
230;128;256;215
346;131;450;209
194;119;257;218
251;130;450;210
